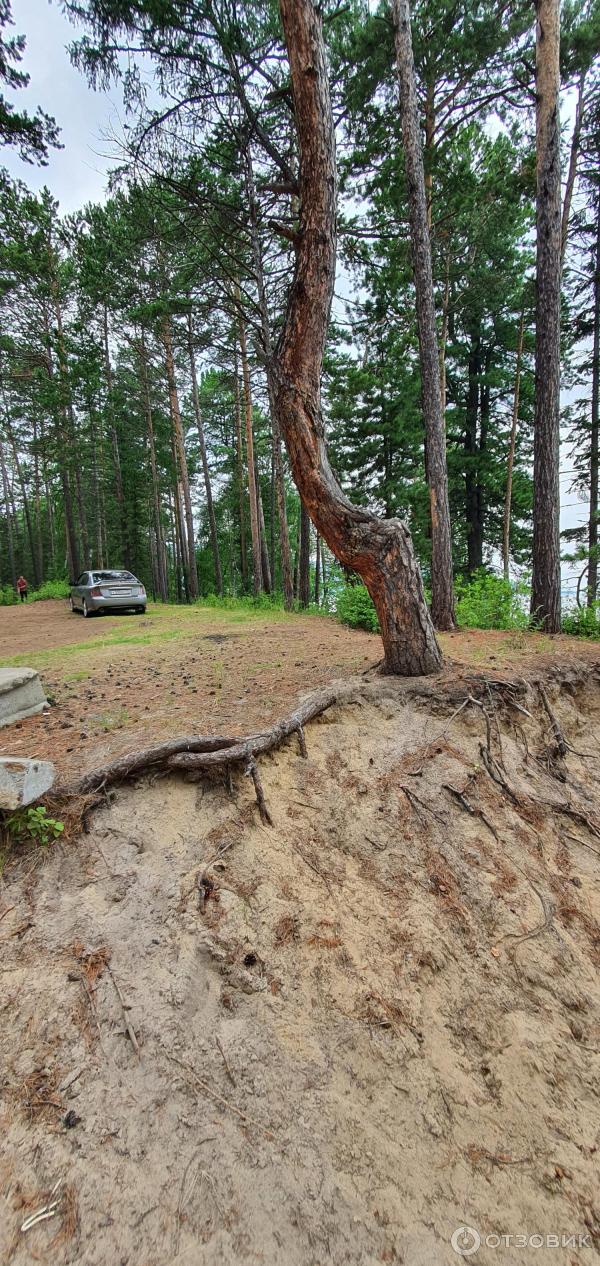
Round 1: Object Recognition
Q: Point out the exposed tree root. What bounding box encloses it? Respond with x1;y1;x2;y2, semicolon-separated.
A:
44;665;599;841
57;682;362;827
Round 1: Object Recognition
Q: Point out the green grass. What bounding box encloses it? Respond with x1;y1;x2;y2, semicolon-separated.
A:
0;599;303;672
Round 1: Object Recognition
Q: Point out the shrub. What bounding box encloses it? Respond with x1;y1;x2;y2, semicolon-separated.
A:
561;602;600;640
200;592;284;612
0;585;17;606
30;579;70;601
336;583;379;633
5;805;64;847
455;571;529;631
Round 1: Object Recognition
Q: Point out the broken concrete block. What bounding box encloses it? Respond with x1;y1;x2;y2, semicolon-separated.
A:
0;757;56;809
0;667;48;728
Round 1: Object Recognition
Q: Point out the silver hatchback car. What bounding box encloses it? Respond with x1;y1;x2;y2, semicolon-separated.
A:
70;570;147;617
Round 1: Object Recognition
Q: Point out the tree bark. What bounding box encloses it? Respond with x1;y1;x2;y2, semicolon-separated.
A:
161;314;198;600
502;306;525;582
187;314;223;596
237;309;263;596
274;0;441;675
531;0;562;632
392;0;455;631
561;68;586;266
588;192;600;606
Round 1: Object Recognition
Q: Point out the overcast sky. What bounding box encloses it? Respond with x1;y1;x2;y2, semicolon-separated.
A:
6;0;590;577
5;0;124;212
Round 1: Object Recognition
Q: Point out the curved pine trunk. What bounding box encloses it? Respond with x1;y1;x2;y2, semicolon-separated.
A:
275;0;441;676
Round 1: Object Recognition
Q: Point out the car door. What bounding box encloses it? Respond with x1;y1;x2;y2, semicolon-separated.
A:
74;572;88;609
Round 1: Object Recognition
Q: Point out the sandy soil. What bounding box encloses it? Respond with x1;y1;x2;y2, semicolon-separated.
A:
2;660;600;1265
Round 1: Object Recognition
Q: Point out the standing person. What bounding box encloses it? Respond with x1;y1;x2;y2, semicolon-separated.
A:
16;575;28;602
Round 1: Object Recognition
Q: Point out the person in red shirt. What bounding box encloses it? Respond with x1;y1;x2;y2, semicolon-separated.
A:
16;575;28;602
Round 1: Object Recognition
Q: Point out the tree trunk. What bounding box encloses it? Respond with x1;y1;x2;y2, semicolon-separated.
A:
233;349;248;591
32;416;44;584
314;532;321;605
256;461;272;593
102;306;130;570
237;309;263;596
439;252;450;418
0;437;17;590
244;145;294;610
299;502;311;607
464;330;482;576
6;426;40;587
43;301;80;580
187;313;223;596
161;314;198;600
561;68;586;265
531;0;562;632
392;0;455;631
588;192;600;607
502;306;525;582
139;331;169;603
39;416;55;571
89;406;105;571
275;0;441;675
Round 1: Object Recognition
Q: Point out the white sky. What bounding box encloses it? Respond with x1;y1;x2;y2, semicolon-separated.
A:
5;0;590;590
4;0;124;211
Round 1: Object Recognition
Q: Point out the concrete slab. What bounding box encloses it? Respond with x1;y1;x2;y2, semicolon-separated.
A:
0;667;48;728
0;757;56;809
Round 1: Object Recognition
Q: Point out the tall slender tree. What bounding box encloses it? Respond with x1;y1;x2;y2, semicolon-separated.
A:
531;0;562;631
391;0;455;631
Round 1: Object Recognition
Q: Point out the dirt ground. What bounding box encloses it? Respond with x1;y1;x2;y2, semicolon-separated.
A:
1;598;599;782
0;600;378;780
2;648;600;1264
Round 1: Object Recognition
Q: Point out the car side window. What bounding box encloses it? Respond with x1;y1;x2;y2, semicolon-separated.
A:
77;573;88;585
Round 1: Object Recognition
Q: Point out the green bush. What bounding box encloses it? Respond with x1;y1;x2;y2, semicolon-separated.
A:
455;571;529;631
30;579;70;602
0;585;17;606
5;804;64;847
200;592;284;612
336;583;379;633
561;602;600;640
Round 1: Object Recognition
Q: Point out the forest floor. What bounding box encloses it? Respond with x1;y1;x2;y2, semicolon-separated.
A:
0;596;599;781
2;603;600;1265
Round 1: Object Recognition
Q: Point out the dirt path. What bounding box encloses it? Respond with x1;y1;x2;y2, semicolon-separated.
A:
2;666;600;1264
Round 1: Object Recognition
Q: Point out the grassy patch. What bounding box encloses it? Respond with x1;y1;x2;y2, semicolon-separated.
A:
0;601;298;671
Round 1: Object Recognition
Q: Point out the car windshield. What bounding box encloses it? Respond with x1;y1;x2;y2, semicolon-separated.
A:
92;571;136;582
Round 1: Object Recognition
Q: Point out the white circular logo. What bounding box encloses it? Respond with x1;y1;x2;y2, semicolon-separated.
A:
451;1226;481;1256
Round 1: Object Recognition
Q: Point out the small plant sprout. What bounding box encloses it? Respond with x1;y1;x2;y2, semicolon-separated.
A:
6;805;65;847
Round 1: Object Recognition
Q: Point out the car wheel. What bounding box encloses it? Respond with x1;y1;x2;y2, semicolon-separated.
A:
82;599;90;618
135;606;145;615
69;596;75;613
